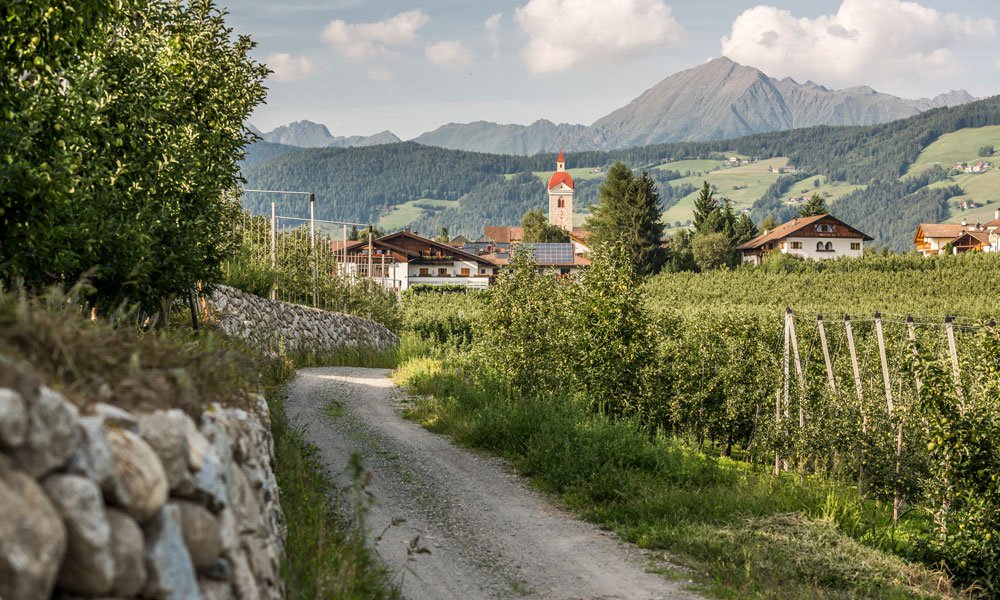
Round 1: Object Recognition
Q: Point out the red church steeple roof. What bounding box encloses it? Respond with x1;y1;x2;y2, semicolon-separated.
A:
557;148;565;163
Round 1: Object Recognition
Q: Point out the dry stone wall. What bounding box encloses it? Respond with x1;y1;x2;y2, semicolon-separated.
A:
0;354;284;600
207;285;398;353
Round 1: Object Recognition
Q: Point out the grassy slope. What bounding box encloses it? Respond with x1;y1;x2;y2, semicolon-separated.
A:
662;158;788;226
378;198;458;232
905;126;1000;176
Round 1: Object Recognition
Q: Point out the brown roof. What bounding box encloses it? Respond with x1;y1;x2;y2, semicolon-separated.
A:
984;218;1000;228
482;226;524;244
737;214;872;250
953;230;991;245
915;223;967;241
378;230;497;266
570;227;590;241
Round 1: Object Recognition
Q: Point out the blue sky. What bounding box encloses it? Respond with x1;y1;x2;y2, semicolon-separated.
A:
226;0;1000;139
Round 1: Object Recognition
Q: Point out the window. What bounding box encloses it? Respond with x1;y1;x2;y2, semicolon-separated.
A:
559;267;571;275
790;241;802;249
814;224;834;233
816;241;825;251
418;267;429;276
851;242;861;250
557;198;565;208
825;242;833;251
460;267;470;277
438;267;448;276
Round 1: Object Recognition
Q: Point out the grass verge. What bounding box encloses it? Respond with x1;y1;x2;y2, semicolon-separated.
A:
263;348;406;600
395;356;963;600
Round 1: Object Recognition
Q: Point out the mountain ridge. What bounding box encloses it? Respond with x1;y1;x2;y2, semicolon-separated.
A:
413;57;975;154
251;119;402;149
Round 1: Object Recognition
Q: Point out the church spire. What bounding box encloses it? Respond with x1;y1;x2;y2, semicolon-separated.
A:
556;148;565;172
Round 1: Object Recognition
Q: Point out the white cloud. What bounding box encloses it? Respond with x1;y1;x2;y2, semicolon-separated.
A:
425;40;473;68
367;66;394;81
321;10;429;61
721;0;995;88
514;0;685;75
485;13;502;57
266;53;315;82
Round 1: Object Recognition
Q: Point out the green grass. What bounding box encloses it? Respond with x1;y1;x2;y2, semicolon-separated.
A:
394;359;962;599
781;175;867;205
662;158;788;226
377;198;458;231
906;126;1000;176
653;158;727;175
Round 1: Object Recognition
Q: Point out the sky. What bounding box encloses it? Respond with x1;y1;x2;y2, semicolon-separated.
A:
226;0;1000;140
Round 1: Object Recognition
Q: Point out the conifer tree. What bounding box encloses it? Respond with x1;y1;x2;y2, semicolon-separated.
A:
798;194;829;217
585;162;665;275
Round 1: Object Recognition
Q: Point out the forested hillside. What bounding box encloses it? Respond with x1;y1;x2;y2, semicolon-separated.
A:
243;95;1000;249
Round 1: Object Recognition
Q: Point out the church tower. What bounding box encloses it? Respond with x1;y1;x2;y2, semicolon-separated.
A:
547;149;574;232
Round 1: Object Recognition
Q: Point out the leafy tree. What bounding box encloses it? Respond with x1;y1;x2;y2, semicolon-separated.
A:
348;225;360;241
437;227;450;243
520;209;569;243
979;145;995;157
691;231;734;271
585;163;665;275
1;0;268;312
798;194;829;217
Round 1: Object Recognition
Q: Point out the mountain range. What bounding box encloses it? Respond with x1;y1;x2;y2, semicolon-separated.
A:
248;121;401;149
251;57;974;155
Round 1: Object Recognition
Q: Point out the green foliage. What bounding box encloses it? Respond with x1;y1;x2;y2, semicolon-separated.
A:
572;243;658;417
690;231;734;272
1;0;268;310
798;194;829;217
520;209;569;243
585;163;666;275
978;145;994;157
401;250;1000;592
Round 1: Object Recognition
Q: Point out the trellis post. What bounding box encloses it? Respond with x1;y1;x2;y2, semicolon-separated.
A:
944;316;964;412
817;314;836;391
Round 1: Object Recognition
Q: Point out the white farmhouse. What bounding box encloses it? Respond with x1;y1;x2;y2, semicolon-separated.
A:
737;213;872;265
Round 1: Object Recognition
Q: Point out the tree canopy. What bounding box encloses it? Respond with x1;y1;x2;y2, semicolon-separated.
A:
585;162;665;275
520;209;569;243
1;0;268;310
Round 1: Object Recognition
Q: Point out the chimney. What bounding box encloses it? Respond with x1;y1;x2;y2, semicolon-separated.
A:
995;208;1000;220
960;217;967;227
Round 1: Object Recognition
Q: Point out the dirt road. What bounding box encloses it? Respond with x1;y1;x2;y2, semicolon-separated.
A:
285;366;700;600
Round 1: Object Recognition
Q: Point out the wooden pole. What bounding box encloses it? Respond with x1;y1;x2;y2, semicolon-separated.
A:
845;315;866;493
874;312;894;416
817;314;836;391
788;308;806;428
944;316;964;412
783;309;791;419
270;202;277;301
774;388;781;476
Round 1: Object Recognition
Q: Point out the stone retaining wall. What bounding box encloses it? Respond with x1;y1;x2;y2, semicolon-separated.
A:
207;285;398;353
0;355;284;600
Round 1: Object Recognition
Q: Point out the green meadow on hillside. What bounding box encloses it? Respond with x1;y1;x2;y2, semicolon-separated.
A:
905;125;1000;176
661;157;787;227
378;198;459;231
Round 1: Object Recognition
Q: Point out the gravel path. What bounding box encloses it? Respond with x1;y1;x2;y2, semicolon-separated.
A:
286;366;701;600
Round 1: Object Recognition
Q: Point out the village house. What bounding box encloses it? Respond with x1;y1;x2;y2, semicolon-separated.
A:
736;213;872;265
914;210;1000;255
334;230;497;291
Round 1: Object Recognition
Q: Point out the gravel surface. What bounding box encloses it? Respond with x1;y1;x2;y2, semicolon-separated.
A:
286;366;702;600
